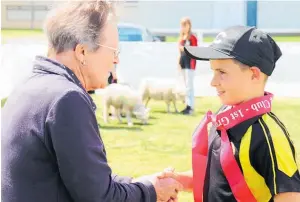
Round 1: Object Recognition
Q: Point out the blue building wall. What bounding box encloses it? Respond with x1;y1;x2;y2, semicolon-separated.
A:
246;0;257;27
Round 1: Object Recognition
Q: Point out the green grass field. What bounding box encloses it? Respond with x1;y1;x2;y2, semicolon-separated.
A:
1;29;45;37
2;29;300;43
1;95;299;201
1;29;46;44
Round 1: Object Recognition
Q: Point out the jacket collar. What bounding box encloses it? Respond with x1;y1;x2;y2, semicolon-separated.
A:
32;55;97;111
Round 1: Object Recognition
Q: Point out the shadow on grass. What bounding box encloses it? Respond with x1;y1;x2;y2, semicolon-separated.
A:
98;121;154;131
193;110;207;116
151;110;179;114
149;116;158;120
99;125;144;131
152;109;207;116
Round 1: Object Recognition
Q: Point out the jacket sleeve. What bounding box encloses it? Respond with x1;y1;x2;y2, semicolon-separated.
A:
45;90;156;202
112;174;133;183
179;39;185;46
190;35;198;69
190;34;198;47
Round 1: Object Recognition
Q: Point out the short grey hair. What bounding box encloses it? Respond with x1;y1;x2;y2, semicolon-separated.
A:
44;1;115;54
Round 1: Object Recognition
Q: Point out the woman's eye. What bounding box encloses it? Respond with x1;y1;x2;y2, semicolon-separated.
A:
219;70;226;74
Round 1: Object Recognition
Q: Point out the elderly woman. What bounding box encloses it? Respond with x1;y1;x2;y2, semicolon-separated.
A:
1;1;182;202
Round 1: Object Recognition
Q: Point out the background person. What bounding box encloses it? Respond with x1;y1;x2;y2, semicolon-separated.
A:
178;17;198;115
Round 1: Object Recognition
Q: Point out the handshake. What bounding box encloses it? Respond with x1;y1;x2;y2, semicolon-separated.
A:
132;168;193;202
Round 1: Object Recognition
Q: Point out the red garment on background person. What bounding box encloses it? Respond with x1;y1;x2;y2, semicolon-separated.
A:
179;34;198;70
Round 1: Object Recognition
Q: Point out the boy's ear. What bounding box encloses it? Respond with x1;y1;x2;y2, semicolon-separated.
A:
249;66;262;80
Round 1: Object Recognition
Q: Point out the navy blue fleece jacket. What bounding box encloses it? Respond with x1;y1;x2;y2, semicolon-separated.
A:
1;56;156;202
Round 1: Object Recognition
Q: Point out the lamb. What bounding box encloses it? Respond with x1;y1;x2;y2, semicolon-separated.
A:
139;78;186;113
102;83;150;127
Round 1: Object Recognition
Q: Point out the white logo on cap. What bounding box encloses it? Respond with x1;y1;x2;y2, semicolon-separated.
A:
213;32;227;44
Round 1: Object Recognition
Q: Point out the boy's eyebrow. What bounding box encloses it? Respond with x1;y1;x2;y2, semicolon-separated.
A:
211;67;225;71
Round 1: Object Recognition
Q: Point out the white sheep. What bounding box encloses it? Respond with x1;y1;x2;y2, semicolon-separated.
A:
139;78;186;113
102;83;150;127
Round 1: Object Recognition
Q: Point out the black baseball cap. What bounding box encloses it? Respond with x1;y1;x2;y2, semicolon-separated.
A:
184;25;282;76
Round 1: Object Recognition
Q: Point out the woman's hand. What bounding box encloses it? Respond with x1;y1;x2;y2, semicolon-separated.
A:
157;168;193;192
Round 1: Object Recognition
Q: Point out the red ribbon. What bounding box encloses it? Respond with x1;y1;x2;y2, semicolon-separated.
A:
192;92;273;202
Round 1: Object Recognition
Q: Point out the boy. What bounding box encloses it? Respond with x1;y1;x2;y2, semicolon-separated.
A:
160;26;300;202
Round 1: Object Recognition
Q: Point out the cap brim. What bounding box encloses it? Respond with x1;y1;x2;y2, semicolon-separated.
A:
184;46;234;61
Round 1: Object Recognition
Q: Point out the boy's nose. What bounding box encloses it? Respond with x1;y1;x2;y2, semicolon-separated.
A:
210;75;219;87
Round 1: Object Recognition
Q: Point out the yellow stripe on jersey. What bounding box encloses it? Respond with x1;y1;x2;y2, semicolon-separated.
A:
258;115;277;194
268;112;291;140
239;126;272;202
259;116;277;194
264;113;298;177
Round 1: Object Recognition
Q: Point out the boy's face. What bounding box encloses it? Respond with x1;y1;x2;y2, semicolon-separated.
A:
210;59;264;105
